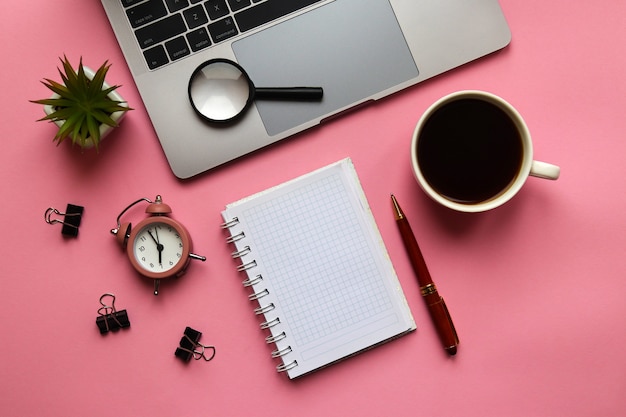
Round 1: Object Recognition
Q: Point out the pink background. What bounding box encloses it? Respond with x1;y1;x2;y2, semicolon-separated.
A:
2;1;625;416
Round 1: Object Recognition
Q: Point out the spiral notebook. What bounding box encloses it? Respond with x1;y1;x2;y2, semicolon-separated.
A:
221;158;415;378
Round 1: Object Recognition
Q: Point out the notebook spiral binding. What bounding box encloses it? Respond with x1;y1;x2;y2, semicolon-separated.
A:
243;274;263;287
222;217;298;374
255;303;275;315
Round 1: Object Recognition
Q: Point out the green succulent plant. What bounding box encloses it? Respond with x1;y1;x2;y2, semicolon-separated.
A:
31;56;131;151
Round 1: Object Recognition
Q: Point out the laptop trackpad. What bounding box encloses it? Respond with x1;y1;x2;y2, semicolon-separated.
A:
232;0;419;136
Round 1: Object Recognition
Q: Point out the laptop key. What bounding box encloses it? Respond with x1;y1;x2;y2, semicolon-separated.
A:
135;14;187;49
184;5;209;29
235;0;322;32
187;28;212;52
228;0;251;12
122;0;144;7
126;0;168;28
165;0;190;13
208;16;239;43
205;0;230;20
143;45;170;70
165;36;191;61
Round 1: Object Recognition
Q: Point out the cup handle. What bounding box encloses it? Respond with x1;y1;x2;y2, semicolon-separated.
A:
530;160;560;180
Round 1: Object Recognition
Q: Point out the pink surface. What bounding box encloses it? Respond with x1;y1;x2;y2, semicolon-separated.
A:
1;1;625;416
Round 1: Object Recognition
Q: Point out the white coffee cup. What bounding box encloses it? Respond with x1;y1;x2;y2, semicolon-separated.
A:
411;90;560;212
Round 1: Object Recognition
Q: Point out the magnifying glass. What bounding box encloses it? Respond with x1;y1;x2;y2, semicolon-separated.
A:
188;58;324;124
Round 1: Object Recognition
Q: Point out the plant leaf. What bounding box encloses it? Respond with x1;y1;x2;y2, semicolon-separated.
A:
89;60;110;96
86;115;101;150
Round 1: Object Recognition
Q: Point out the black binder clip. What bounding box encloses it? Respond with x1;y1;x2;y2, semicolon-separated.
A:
175;327;216;362
45;204;84;237
96;293;130;334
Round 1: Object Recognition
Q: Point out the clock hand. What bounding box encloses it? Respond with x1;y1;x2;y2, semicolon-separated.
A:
147;229;165;265
147;230;158;245
154;228;164;265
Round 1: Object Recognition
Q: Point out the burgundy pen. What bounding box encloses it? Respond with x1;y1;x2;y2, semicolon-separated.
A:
391;194;459;355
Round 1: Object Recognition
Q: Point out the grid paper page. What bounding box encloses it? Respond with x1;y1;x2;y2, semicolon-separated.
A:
222;159;415;378
243;173;392;346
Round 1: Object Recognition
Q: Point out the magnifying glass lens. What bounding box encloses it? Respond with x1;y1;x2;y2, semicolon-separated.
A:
189;61;251;122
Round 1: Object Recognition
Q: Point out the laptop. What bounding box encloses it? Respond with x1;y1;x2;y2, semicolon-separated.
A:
100;0;511;179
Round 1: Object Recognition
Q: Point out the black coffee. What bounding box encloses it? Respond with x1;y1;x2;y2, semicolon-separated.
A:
417;98;523;204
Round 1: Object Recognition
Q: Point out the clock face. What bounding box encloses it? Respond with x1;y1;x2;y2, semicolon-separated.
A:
129;218;191;278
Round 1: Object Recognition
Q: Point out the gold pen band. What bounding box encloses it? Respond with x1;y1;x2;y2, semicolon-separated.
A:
420;283;437;296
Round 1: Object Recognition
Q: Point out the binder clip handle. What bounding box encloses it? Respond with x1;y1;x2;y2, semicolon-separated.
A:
184;335;217;361
45;204;83;237
175;327;216;362
97;293;118;316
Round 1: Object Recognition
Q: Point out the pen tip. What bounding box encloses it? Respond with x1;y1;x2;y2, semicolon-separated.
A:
390;194;403;220
446;346;457;356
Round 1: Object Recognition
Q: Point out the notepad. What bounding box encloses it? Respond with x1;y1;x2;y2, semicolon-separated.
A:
221;158;415;379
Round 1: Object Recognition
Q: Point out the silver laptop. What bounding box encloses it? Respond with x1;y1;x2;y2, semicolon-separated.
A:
101;0;511;179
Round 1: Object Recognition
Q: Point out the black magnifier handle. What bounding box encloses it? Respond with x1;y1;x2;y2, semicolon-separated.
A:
254;87;323;101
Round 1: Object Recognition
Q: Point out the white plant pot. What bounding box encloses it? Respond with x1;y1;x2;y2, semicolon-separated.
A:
42;66;129;149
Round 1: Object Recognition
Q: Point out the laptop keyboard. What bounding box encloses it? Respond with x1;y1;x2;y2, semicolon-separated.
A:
122;0;323;70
